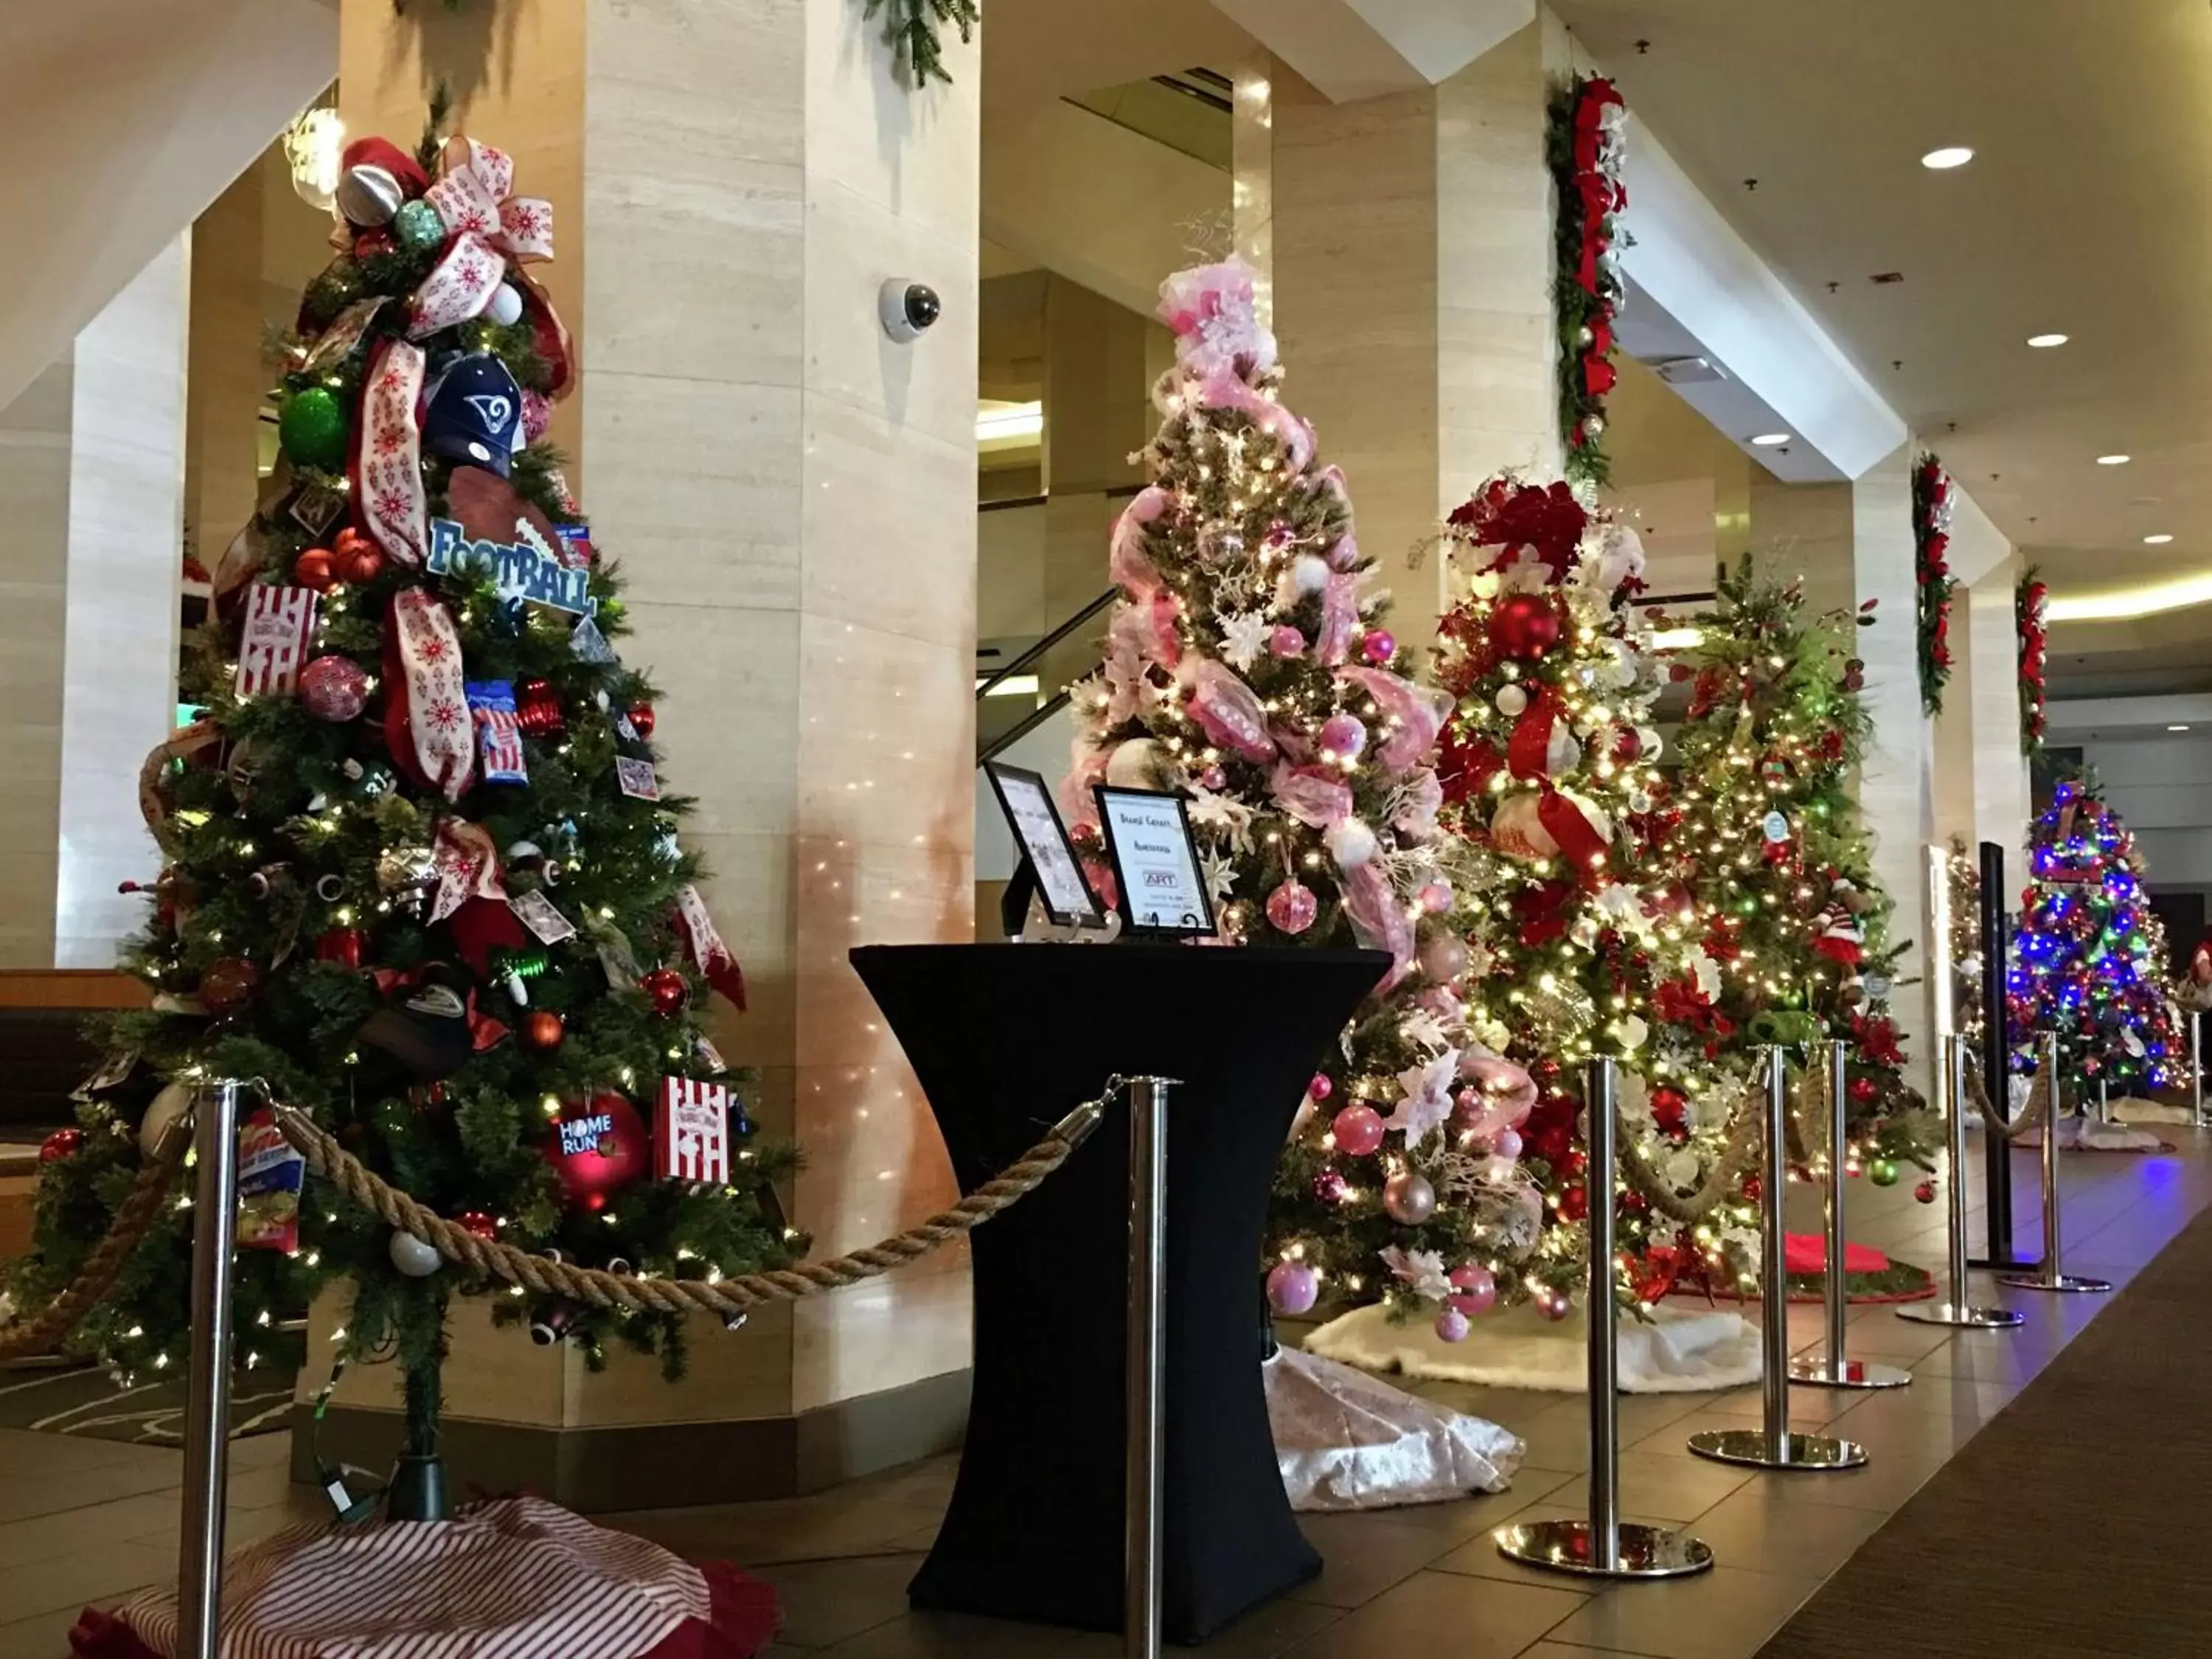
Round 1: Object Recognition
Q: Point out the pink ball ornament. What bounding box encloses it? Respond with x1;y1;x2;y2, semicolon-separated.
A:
1312;1166;1349;1204
1309;1073;1334;1102
300;654;371;722
1383;1170;1436;1225
1419;934;1468;983
1199;765;1227;790
1330;1103;1385;1158
1266;1260;1321;1316
1360;630;1397;666
1433;1307;1472;1344
1447;1263;1496;1316
1418;880;1454;915
1268;625;1307;658
1266;879;1319;936
1318;713;1368;760
1534;1284;1574;1322
1491;1126;1523;1161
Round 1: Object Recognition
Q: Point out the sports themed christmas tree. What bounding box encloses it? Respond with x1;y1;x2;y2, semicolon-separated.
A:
2010;776;2182;1098
1427;479;1757;1307
1668;558;1937;1180
1061;260;1541;1341
10;116;795;1515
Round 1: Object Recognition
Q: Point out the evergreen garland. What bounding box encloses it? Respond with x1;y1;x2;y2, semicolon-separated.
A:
1548;74;1628;489
1912;451;1958;717
864;0;979;86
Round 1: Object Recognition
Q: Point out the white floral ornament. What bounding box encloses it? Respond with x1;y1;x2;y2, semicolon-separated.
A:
1384;1052;1459;1147
1380;1245;1453;1301
1156;259;1277;378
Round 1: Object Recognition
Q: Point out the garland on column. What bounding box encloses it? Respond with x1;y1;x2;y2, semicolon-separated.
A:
866;0;979;85
1913;452;1958;717
1548;74;1627;489
2017;567;2049;754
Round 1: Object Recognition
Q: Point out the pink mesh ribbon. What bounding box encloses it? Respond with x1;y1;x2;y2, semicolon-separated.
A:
1341;860;1413;987
1340;667;1450;774
1110;487;1171;599
1270;762;1353;830
1316;571;1360;667
1189;659;1276;761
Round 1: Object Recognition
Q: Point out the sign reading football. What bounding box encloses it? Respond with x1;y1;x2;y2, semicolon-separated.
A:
427;516;597;616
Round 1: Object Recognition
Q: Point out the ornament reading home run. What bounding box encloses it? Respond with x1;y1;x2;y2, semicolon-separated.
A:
427;516;596;616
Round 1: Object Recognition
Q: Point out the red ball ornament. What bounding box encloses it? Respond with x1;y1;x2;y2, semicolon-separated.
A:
640;967;689;1016
314;926;365;969
1556;1183;1589;1222
39;1127;85;1163
1914;1180;1938;1206
1489;593;1562;660
542;1092;649;1211
301;655;372;722
1649;1085;1688;1138
334;529;385;585
353;229;397;262
293;547;337;592
515;678;564;738
457;1210;500;1241
1611;726;1642;762
521;1009;566;1051
1741;1175;1763;1203
199;957;262;1014
628;702;656;740
1848;1076;1879;1105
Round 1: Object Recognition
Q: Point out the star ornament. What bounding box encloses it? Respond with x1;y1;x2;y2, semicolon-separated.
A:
1218;609;1272;671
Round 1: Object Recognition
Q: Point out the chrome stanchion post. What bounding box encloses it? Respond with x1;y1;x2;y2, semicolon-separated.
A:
2191;1010;2205;1131
2000;1036;2111;1295
1690;1048;1865;1470
1497;1060;1712;1578
178;1078;243;1659
1790;1038;1911;1389
1124;1077;1173;1659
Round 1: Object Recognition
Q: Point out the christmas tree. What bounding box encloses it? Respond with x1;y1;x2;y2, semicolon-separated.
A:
1060;260;1540;1341
2009;774;2182;1098
1669;558;1937;1183
8;116;796;1512
1426;478;1760;1307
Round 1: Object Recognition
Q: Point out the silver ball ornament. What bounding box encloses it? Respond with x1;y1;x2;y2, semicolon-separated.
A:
1383;1171;1437;1225
387;1229;443;1278
1582;413;1606;439
335;163;404;228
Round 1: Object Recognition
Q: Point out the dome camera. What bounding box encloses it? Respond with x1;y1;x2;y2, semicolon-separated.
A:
879;278;942;343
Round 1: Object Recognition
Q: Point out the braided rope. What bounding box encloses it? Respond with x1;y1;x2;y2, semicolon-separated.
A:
1961;1054;2050;1143
269;1085;1111;1318
0;1124;191;1361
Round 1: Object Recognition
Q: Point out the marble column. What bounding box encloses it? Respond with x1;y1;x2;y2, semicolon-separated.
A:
330;0;978;1500
1259;16;1567;647
0;240;187;970
1964;560;2031;869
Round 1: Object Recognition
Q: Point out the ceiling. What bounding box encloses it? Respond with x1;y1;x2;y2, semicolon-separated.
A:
1547;0;2212;626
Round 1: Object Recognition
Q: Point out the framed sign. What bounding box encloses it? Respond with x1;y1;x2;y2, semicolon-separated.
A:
984;761;1105;928
1093;785;1216;937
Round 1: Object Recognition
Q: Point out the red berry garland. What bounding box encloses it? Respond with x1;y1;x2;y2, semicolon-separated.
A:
1913;453;1958;717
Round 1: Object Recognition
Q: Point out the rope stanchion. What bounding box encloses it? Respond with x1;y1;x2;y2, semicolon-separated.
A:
269;1082;1113;1321
1788;1037;1911;1391
0;1117;193;1363
1999;1034;2113;1297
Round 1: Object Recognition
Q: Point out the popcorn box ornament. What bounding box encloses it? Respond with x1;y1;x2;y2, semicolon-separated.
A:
656;1077;732;1184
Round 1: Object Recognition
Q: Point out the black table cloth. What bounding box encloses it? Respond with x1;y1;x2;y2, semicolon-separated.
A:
849;943;1388;1644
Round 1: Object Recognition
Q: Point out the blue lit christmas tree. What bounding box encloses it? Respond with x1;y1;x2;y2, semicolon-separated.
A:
2008;777;2180;1097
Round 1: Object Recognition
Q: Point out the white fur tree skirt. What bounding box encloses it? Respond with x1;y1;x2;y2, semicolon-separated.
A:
1304;1299;1759;1393
1265;1346;1525;1512
2014;1111;2168;1152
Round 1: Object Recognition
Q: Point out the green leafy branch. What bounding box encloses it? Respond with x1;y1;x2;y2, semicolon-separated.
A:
865;0;978;86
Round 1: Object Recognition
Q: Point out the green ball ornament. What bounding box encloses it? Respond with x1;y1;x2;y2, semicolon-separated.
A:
1867;1158;1900;1188
394;198;446;253
279;387;350;473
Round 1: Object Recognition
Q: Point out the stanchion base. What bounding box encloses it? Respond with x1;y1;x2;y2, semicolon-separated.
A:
1996;1271;2113;1295
1787;1355;1913;1390
1896;1300;2024;1329
1686;1429;1866;1470
1967;1257;2042;1273
1494;1519;1714;1580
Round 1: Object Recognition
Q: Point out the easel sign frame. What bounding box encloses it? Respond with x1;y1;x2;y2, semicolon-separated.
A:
1091;785;1217;939
982;760;1111;939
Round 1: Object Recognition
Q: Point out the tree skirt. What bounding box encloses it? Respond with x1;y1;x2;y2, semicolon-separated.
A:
2013;1113;2171;1154
1715;1234;1935;1305
69;1497;780;1659
1265;1345;1524;1511
2110;1096;2199;1130
1305;1299;1758;1393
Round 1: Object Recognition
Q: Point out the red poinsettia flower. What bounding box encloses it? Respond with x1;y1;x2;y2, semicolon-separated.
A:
1448;479;1588;580
1851;1012;1905;1067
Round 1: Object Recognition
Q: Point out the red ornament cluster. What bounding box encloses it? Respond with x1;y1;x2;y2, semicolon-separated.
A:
2017;571;2049;754
1913;453;1958;717
1554;75;1627;484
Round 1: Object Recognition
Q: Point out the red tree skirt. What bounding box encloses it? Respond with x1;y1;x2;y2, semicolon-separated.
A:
70;1498;780;1659
1677;1234;1937;1307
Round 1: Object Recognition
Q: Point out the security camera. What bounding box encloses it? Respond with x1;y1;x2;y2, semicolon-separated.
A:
879;278;942;343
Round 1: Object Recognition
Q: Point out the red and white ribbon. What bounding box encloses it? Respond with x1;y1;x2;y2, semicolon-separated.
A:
655;1077;731;1183
407;232;506;340
426;137;554;262
356;338;428;568
428;818;504;925
235;586;319;698
672;883;748;1011
383;591;475;801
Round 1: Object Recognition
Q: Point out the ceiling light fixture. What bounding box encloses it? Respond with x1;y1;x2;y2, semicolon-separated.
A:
2048;569;2212;622
1749;433;1791;448
2145;534;2175;544
2097;454;2131;465
2026;333;2068;348
2169;725;2192;733
1920;146;1974;170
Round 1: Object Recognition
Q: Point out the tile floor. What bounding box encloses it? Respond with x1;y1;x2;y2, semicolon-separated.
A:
1;1126;2206;1659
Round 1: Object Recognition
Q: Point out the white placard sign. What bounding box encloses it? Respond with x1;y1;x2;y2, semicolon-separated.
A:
1093;785;1215;936
984;762;1103;928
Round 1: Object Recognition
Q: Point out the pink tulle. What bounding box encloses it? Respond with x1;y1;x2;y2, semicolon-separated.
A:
1269;762;1354;830
1339;667;1451;774
1110;487;1172;599
1188;659;1276;762
1157;260;1277;378
1316;571;1360;667
1107;591;1181;672
1340;860;1414;987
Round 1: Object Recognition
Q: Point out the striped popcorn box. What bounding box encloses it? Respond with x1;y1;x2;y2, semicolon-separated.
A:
656;1077;731;1183
234;585;319;698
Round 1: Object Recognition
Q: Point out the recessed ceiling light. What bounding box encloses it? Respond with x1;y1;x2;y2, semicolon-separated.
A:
1921;146;1975;170
1749;433;1791;448
2097;454;2131;465
2027;333;2068;348
2145;534;2175;544
2169;724;2192;733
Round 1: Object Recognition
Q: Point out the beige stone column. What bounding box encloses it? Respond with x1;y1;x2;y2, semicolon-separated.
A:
333;0;978;1501
1261;16;1568;648
1964;560;2031;866
0;240;187;970
1040;274;1152;629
